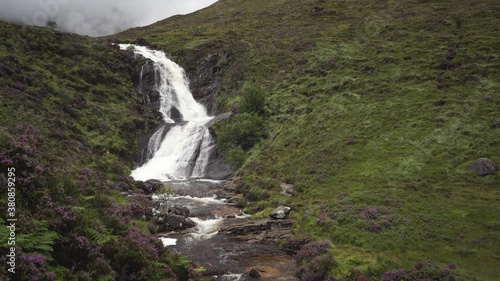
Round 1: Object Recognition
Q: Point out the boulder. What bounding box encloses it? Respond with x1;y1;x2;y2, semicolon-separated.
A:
468;158;498;176
157;214;196;232
269;206;291;219
168;205;191;218
136;179;163;195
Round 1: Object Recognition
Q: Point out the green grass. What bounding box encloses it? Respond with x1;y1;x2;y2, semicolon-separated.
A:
112;0;499;278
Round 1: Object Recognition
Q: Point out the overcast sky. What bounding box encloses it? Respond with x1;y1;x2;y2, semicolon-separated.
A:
0;0;218;36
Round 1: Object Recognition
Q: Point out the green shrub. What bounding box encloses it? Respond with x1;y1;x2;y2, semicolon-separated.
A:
215;112;265;154
239;83;266;115
226;147;247;167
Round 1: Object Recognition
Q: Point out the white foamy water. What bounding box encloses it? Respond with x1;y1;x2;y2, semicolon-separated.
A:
159;237;178;247
190;217;225;240
119;44;216;181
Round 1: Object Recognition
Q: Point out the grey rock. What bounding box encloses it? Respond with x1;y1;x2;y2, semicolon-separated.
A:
269;206;291;219
280;183;294;197
468;158;498;176
136;179;163;195
168;205;191;218
157;214;196;232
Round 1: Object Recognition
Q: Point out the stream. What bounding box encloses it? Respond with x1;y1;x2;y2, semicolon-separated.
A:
157;180;296;280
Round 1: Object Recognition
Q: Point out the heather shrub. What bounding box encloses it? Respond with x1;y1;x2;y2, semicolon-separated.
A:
36;194;77;232
281;236;313;252
347;269;372;281
296;241;332;264
296;254;336;281
10;251;55;281
381;260;459;281
0;122;44;192
316;203;406;234
102;227;169;280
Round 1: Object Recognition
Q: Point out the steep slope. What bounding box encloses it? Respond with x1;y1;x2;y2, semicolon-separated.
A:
110;0;500;279
0;22;196;280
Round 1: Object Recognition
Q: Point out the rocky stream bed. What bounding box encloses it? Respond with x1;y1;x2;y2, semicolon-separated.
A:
134;179;298;280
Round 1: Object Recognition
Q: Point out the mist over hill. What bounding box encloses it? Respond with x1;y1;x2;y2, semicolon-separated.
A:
0;0;217;36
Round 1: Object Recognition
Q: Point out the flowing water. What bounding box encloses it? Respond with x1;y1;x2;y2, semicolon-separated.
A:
119;44;296;279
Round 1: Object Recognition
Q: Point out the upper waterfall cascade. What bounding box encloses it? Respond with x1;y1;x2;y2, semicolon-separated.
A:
119;44;215;181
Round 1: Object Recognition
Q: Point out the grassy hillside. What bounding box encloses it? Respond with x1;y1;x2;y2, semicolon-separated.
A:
0;22;197;280
111;0;500;279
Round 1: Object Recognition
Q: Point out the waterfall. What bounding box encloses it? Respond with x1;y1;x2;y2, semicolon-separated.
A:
120;44;215;181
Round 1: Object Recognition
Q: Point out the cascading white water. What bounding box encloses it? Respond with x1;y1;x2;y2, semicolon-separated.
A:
145;125;165;160
119;44;215;181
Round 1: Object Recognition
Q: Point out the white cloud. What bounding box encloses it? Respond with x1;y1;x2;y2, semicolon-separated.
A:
0;0;218;36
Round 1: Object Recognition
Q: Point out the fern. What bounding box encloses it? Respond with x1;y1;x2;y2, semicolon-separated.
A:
0;219;57;253
88;227;117;245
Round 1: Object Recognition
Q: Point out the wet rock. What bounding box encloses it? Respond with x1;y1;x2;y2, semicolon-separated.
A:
168;205;191;218
135;59;161;110
135;179;163;195
269;206;291;219
249;267;261;279
169;107;183;122
157;214;196;232
135;123;174;166
240;266;283;281
190;52;229;116
468;158;498;176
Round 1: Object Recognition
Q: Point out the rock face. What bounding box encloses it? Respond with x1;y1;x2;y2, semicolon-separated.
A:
269;206;291;219
190;52;229;116
202;112;234;180
135;179;163;195
468;158;498;176
137;60;162;110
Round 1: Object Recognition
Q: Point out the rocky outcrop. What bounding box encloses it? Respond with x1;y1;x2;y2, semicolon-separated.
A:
468;158;498;176
218;218;293;244
269;206;291;219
